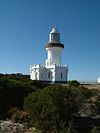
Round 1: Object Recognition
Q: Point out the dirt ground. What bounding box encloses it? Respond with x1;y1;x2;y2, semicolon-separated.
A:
82;84;100;91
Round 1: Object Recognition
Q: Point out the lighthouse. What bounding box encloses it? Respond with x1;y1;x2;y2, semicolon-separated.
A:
30;28;68;83
45;28;64;66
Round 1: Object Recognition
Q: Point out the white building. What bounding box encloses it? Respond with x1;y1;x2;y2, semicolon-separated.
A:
30;28;68;83
98;77;100;84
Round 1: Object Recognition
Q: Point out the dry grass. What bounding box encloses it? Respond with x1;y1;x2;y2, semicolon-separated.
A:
82;84;100;92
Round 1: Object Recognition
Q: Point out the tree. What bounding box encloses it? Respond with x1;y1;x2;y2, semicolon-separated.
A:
24;85;82;132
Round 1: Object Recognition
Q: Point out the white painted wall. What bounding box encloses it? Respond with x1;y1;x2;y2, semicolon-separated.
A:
46;47;63;65
98;77;100;83
55;66;67;82
30;64;68;83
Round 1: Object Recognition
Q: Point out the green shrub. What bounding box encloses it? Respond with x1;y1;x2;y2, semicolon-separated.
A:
24;85;82;132
91;126;100;133
68;80;80;87
78;86;93;99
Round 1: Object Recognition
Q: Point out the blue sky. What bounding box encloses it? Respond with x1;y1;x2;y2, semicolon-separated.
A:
0;0;100;81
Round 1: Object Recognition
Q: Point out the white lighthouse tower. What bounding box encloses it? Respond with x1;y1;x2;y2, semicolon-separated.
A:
30;28;68;83
45;28;64;66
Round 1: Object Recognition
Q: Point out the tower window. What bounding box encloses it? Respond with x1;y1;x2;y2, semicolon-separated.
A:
48;72;50;78
61;73;63;79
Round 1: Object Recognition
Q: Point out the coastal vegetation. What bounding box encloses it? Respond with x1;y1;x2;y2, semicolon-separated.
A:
0;74;100;132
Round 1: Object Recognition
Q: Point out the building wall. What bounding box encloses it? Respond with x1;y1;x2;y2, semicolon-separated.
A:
30;64;68;83
55;66;67;82
30;64;44;80
98;77;100;83
46;47;63;65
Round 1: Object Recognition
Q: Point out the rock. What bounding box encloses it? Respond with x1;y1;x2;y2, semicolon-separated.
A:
0;120;36;133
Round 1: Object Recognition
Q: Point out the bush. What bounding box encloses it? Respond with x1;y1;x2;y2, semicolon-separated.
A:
0;74;48;119
68;80;80;87
8;107;28;123
91;126;100;133
24;85;82;132
78;86;93;99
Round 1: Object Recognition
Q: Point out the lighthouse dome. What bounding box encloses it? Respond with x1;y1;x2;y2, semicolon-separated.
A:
50;27;59;34
45;27;64;48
